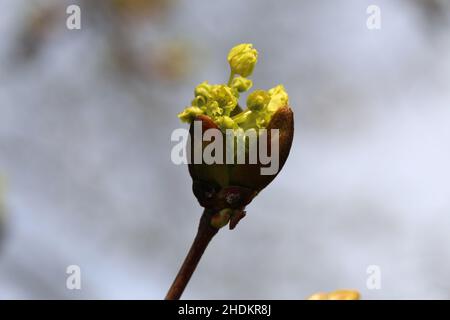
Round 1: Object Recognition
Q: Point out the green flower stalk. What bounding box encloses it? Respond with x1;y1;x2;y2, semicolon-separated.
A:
166;43;294;300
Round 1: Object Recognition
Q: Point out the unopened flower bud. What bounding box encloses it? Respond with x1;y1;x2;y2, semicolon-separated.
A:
178;106;203;123
210;208;232;229
247;90;270;111
231;76;253;93
216;116;237;130
227;43;258;77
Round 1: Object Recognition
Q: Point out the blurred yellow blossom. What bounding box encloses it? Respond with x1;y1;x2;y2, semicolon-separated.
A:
307;289;361;300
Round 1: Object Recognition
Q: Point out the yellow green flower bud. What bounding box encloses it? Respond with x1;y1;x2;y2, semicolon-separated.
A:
267;84;289;113
231;76;253;93
194;81;213;101
211;85;237;116
192;95;206;108
246;90;270;111
204;101;223;118
216;116;237;130
177;106;204;123
184;82;239;126
227;43;258;77
234;85;289;130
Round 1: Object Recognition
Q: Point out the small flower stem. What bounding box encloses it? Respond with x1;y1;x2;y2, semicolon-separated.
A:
227;72;235;87
165;210;219;300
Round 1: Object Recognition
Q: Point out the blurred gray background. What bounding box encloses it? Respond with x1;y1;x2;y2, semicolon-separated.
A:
0;0;450;299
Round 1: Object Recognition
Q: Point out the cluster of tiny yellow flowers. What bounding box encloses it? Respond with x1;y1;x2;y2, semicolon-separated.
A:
178;43;289;132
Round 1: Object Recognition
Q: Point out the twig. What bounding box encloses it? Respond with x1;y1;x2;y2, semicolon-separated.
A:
165;209;218;300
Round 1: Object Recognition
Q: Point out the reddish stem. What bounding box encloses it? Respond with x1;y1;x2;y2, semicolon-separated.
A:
165;210;218;300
